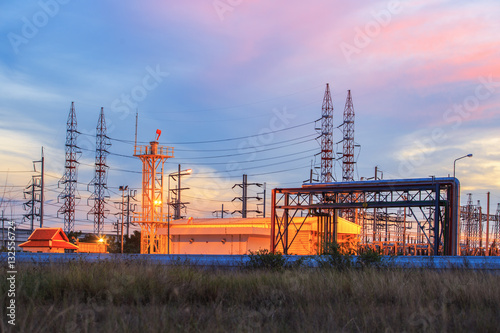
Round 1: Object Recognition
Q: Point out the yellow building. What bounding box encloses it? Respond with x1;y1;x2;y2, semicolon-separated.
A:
75;240;108;253
161;217;361;255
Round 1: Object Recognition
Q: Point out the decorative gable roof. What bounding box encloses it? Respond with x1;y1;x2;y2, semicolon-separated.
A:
20;228;79;250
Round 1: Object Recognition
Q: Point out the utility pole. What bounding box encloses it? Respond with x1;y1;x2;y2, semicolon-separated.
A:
168;165;191;220
119;185;128;254
114;186;136;251
1;210;6;249
23;150;44;231
114;219;119;241
478;200;483;251
257;183;267;218
232;174;262;218
125;190;137;237
213;204;229;218
39;147;44;228
176;164;182;219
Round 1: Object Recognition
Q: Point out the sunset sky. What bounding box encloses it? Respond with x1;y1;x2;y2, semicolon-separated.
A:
1;0;499;233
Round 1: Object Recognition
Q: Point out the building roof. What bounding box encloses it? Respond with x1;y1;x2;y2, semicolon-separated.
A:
19;228;79;250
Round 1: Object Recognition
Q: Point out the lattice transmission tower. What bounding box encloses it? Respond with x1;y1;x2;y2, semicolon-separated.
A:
494;203;500;251
341;90;357;222
88;108;111;236
463;193;474;251
319;83;334;183
58;102;80;234
342;90;355;182
476;200;483;250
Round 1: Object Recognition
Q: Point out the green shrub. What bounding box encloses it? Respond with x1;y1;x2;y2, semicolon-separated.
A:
317;241;353;270
246;249;286;270
357;247;383;268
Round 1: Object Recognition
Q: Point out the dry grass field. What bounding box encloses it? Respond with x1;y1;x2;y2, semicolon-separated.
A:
1;260;499;332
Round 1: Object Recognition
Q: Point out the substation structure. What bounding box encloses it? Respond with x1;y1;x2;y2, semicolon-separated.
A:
271;177;460;256
460;196;500;256
133;141;174;254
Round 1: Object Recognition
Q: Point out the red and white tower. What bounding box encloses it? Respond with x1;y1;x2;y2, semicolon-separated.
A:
58;102;80;233
320;83;334;183
88;107;111;236
342;90;355;182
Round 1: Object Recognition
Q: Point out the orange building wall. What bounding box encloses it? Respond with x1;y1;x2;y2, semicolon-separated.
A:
159;217;360;255
76;242;108;253
170;234;270;255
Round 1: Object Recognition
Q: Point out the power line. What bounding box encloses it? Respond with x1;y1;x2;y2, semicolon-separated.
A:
80;119;316;145
175;133;317;152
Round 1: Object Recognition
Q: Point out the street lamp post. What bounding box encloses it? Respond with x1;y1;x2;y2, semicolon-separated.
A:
453;154;473;178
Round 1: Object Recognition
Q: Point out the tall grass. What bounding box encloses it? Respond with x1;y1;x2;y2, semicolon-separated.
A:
1;261;499;332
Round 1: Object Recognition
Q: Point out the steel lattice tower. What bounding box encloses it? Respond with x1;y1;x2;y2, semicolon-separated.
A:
476;200;483;250
133;139;174;253
464;193;474;251
340;90;356;222
88;108;111;236
320;83;334;183
494;203;500;250
342;90;355;182
58;102;80;234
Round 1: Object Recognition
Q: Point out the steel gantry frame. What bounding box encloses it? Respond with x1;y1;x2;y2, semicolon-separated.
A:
271;178;460;256
133;141;174;254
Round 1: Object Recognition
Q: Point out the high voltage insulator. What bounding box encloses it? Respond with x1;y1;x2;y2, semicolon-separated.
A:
318;83;334;183
87;107;111;236
58;102;80;234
